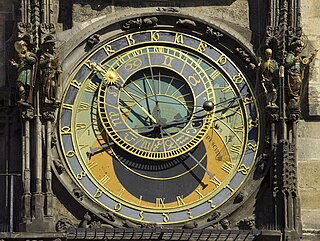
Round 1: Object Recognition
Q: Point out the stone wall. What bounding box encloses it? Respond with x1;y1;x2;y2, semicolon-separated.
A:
298;1;320;240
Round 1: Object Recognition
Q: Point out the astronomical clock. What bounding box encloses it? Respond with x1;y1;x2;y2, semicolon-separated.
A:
56;14;262;228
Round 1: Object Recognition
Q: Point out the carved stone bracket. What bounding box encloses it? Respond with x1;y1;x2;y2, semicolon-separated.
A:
237;216;255;230
235;47;256;69
156;7;179;13
122;17;158;30
73;188;84;201
20;107;35;121
206;27;223;42
56;218;74;232
176;19;197;29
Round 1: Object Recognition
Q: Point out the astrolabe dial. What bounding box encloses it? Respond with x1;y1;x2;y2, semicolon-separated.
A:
58;29;260;225
97;46;215;160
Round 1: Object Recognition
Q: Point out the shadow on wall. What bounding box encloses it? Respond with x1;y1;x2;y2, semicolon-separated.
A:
58;0;238;30
248;0;268;56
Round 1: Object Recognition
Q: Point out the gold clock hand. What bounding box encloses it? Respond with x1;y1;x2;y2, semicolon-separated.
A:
149;67;163;124
87;141;114;158
121;88;158;124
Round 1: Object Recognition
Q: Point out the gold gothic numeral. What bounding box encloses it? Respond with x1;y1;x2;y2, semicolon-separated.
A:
151;31;160;41
249;119;259;128
197;41;207;53
99;174;111;185
216;55;227;66
162;213;170;223
85;81;99;93
222;85;233;93
162;56;174;67
62;103;73;110
195;188;204;199
210;176;222;188
174;33;184;44
126;34;136;45
77;171;86;180
229;144;242;155
77;102;91;112
66;150;75;158
87;161;98;170
221;161;235;174
61;126;71;134
238;163;250;175
76;123;87;130
104;45;115;55
114;203;122;211
188;74;201;87
70;79;82;89
156;198;166;208
232;72;244;84
210;70;220;80
176;196;185;206
247;143;257;152
94;188;103;198
139;211;144;221
207;200;216;209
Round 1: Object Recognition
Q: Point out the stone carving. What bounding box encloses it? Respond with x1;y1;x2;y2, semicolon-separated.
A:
156;7;179;12
87;34;100;48
79;212;102;228
100;212;116;222
73;188;84;201
234;190;248;204
259;48;279;107
237;216;255;230
53;159;65;174
10;40;37;107
176;19;196;29
122;17;158;30
40;37;62;104
40;23;56;35
56;218;73;232
20;108;35;121
206;27;223;41
285;39;318;111
220;218;230;230
141;223;157;228
207;210;221;222
236;47;256;70
122;219;140;228
182;221;198;229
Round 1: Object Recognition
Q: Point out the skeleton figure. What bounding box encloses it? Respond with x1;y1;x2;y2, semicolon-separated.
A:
260;48;278;107
10;40;37;106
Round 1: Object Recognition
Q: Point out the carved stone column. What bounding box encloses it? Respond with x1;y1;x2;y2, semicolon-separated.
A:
42;107;57;217
20;107;34;225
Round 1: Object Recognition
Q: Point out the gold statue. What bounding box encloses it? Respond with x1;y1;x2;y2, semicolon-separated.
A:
285;39;318;110
259;48;278;107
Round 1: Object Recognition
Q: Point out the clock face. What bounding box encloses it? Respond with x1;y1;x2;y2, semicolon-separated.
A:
59;29;260;225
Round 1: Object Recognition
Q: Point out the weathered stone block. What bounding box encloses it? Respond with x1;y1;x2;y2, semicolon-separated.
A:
297;138;320;161
298;161;320;188
299;189;320;209
298;120;320;138
301;209;320;230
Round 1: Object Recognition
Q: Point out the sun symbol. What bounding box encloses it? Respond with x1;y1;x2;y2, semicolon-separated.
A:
103;70;118;85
